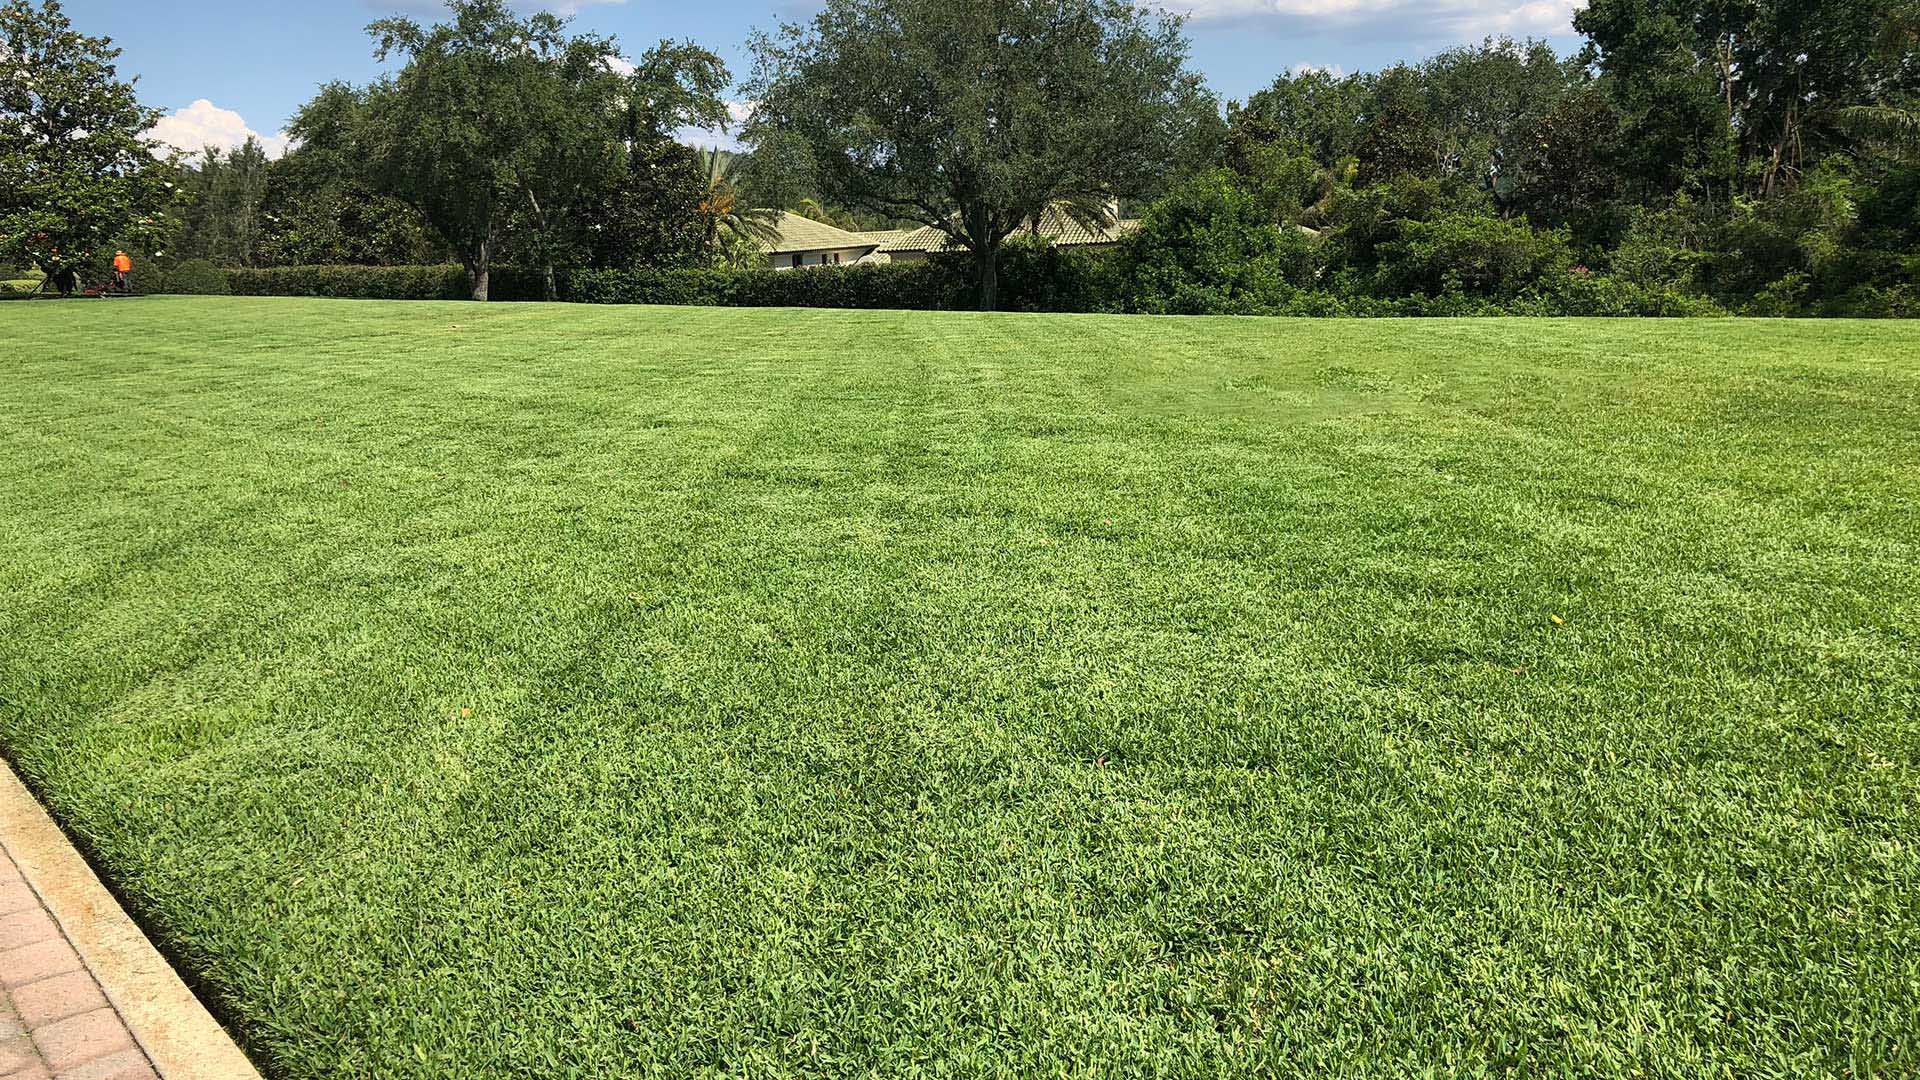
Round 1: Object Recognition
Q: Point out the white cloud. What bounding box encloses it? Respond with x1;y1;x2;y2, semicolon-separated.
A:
677;99;755;153
376;0;630;12
149;100;291;159
1153;0;1583;39
1291;61;1347;76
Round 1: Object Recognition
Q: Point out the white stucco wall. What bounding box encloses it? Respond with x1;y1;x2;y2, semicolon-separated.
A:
766;247;879;270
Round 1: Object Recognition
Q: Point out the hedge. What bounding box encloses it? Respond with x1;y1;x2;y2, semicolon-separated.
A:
142;259;232;297
222;262;965;308
228;264;475;301
218;257;1728;317
562;262;965;309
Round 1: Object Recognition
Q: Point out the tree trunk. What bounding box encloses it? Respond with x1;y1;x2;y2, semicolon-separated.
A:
541;262;557;303
469;231;491;302
976;245;999;312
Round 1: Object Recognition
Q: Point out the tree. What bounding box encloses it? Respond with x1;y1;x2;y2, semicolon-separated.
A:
1220;113;1343;225
350;2;730;299
264;83;446;267
693;148;779;257
1237;68;1375;166
174;138;271;267
746;0;1217;309
510;40;730;297
585;138;708;271
354;1;579;300
1576;0;1910;199
578;45;732;273
1355;67;1442;185
1417;38;1582;204
503;34;626;299
1509;86;1626;244
0;0;172;278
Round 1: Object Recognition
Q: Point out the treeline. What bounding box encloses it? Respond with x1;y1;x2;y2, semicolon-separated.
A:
1182;1;1920;316
13;0;1916;316
162;3;755;299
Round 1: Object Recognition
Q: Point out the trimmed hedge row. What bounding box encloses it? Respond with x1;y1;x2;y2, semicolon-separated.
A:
563;262;964;309
222;262;965;308
227;264;476;301
143;258;233;297
218;257;1725;317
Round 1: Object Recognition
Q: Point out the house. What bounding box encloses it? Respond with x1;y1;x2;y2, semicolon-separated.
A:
757;205;1139;269
758;213;906;270
878;204;1140;264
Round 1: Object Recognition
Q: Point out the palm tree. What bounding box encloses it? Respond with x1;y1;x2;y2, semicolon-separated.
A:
693;148;781;254
1798;7;1920;175
1833;102;1920;160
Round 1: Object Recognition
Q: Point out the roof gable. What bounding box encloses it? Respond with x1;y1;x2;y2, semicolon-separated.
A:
759;213;879;255
878;206;1139;253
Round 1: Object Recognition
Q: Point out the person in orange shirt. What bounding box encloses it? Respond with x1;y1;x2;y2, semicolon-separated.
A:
112;251;132;294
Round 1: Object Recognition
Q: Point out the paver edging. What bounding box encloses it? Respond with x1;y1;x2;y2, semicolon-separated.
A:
0;757;261;1080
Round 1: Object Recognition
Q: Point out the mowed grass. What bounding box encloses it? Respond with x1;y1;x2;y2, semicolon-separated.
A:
2;298;1918;1078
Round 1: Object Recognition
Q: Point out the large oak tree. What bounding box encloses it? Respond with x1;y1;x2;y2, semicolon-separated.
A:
349;0;728;300
0;0;171;278
745;0;1218;310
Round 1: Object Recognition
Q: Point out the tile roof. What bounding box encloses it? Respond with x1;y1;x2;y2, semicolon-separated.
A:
878;206;1140;253
757;212;878;255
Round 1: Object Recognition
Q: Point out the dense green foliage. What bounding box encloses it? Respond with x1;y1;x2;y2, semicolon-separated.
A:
354;2;620;299
225;260;961;308
744;0;1219;309
1204;18;1920;316
226;264;482;301
219;262;958;306
0;0;172;277
4;299;1918;1076
215;250;1723;317
561;262;957;309
1111;171;1316;314
122;0;1920;316
248;1;731;299
171;140;270;268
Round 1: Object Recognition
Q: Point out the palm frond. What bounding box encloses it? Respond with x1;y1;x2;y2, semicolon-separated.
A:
1833;104;1920;155
726;206;783;245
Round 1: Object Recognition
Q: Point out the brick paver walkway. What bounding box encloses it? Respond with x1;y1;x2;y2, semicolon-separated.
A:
0;847;156;1080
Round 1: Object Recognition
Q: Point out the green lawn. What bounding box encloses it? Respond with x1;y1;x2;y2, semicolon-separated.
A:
2;298;1917;1078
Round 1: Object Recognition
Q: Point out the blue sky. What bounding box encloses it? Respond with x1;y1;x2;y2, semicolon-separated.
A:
67;0;1583;159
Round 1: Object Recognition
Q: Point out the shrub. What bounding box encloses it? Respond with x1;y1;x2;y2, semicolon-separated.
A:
229;264;472;300
1113;170;1317;315
1609;203;1712;292
1534;270;1726;317
222;261;956;308
1696;168;1862;309
989;240;1118;313
1822;280;1920;318
144;259;231;296
730;262;964;310
1373;211;1571;299
564;261;961;310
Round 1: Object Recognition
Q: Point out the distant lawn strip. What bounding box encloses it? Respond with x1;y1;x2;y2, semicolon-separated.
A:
1;298;1916;1078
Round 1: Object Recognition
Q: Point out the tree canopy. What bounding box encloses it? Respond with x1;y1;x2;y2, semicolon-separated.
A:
745;0;1219;308
0;0;171;276
334;0;730;299
28;0;1919;318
